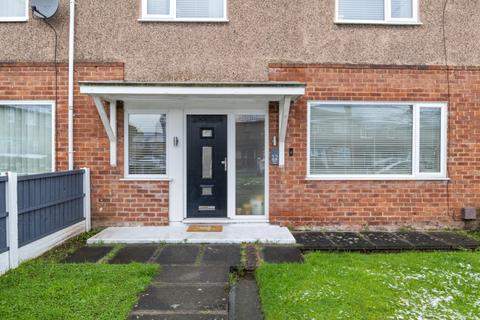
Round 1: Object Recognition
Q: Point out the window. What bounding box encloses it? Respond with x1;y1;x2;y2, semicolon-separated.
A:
141;0;227;21
308;102;447;180
0;102;54;174
126;113;167;177
235;115;266;216
0;0;28;22
336;0;418;24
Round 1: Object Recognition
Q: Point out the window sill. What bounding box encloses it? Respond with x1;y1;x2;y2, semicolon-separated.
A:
0;17;28;22
121;177;172;182
305;176;450;181
334;20;422;26
138;18;229;23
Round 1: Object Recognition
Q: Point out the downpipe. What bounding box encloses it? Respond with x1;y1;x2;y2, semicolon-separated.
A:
67;0;75;170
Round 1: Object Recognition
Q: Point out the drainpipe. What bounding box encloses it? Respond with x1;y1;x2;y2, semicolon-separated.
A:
67;0;75;170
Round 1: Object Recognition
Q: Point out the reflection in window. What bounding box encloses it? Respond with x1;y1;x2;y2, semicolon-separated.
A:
128;114;167;175
419;108;441;173
235;115;265;216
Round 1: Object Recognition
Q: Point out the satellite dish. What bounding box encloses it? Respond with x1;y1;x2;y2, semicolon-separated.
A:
31;0;59;19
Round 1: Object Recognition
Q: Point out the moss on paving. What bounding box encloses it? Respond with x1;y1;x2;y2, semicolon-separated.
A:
257;251;480;320
0;231;159;320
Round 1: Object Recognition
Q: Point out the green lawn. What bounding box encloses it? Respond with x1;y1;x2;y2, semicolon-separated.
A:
257;251;480;320
0;231;158;320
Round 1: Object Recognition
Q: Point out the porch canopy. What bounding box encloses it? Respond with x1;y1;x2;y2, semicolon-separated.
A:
79;81;305;167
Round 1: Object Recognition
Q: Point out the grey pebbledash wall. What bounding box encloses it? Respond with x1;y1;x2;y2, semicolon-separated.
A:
16;170;85;247
0;1;480;81
0;176;7;254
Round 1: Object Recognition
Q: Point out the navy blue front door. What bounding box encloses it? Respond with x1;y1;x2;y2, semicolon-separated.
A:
187;115;228;218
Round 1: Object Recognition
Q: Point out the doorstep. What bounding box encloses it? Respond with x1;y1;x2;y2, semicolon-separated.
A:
87;223;296;245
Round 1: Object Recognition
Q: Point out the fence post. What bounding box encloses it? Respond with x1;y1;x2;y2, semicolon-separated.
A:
6;172;18;269
82;168;91;232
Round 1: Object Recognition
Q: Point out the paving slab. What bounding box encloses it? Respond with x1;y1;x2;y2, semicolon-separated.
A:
361;232;414;250
262;246;304;264
109;245;159;264
63;246;113;263
154;266;230;284
133;284;229;312
396;232;451;250
155;245;201;265
129;313;227;320
233;278;263;320
202;245;241;266
325;232;376;251
428;232;480;249
293;232;337;250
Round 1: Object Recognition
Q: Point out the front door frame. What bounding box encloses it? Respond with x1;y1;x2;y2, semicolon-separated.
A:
183;104;269;222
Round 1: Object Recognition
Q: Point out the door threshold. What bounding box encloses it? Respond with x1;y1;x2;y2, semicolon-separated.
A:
182;218;269;225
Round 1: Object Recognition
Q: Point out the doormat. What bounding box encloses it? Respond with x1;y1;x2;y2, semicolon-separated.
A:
187;225;223;233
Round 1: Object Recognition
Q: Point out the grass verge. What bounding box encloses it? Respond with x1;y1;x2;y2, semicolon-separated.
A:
0;231;159;320
257;251;480;320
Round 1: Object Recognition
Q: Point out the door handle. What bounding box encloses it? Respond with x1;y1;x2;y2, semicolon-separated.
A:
221;157;227;172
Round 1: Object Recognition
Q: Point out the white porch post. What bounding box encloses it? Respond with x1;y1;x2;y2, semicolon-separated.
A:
6;172;18;269
92;97;117;167
278;96;292;167
109;101;117;167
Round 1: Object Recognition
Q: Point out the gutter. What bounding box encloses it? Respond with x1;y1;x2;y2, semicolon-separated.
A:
67;0;75;170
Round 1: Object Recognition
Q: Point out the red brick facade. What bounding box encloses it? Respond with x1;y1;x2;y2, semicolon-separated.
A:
0;63;169;226
2;62;480;229
268;64;480;229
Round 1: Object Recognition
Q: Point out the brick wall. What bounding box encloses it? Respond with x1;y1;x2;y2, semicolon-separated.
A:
268;64;480;230
0;63;169;226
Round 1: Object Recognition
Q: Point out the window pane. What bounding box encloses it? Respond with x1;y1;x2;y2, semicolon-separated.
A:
202;146;213;179
419;108;442;173
0;104;53;174
236;115;265;216
0;0;26;18
147;0;170;15
391;0;413;18
128;114;167;175
310;104;413;175
338;0;384;21
176;0;224;18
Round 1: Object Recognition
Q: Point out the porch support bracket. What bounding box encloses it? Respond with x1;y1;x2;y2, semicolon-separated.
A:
278;96;292;167
93;96;117;167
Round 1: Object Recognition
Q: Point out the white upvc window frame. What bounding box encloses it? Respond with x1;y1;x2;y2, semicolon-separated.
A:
0;0;29;22
124;107;170;180
335;0;420;25
0;100;56;173
306;101;448;181
140;0;228;22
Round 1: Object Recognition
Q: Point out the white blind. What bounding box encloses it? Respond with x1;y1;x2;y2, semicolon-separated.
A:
0;0;26;18
338;0;384;21
128;114;167;175
310;104;413;175
419;108;441;173
391;0;413;18
176;0;224;18
147;0;170;15
0;104;53;174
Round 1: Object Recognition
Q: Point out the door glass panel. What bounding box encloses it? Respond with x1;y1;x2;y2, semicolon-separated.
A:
235;115;265;216
202;146;213;179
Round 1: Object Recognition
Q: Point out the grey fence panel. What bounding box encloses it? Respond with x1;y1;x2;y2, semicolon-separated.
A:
0;176;7;254
17;170;85;247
